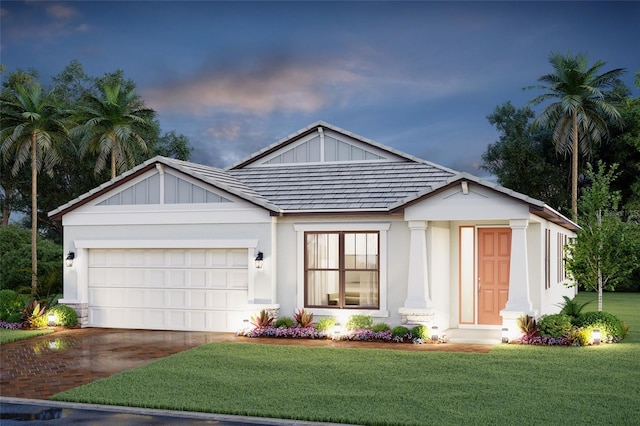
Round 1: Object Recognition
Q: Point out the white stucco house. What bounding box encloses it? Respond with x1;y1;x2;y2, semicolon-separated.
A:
49;121;577;343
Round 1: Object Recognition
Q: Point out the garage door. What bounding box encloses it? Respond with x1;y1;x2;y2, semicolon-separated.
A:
88;248;248;332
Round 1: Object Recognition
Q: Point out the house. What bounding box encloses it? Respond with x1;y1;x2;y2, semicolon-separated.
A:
49;121;577;343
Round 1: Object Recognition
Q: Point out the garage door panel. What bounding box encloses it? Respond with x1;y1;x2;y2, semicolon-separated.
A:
88;248;249;332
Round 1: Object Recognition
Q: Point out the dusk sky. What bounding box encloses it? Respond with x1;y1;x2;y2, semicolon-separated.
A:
2;1;639;177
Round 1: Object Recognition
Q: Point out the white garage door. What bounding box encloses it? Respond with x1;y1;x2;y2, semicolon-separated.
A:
88;248;248;332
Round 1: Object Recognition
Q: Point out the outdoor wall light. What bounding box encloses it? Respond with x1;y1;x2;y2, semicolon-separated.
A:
255;251;264;269
430;326;439;341
65;251;75;267
48;313;55;327
592;329;601;345
501;327;510;344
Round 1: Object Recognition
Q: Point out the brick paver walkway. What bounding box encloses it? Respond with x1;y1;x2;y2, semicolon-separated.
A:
0;328;493;399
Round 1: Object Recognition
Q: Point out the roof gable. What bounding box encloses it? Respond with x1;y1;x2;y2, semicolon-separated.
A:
227;121;434;170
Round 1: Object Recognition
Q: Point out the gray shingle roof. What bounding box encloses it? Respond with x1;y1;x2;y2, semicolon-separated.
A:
229;161;455;211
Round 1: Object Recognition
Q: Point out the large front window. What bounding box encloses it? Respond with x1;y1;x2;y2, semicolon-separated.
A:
305;232;379;309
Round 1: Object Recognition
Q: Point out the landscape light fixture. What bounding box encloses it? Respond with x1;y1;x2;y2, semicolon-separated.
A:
430;326;439;341
592;329;601;345
501;327;509;344
65;252;75;267
255;251;264;269
48;313;55;327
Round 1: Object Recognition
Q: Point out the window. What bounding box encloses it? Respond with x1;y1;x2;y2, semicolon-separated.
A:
304;231;379;309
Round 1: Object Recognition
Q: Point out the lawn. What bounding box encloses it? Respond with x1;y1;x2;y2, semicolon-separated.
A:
0;328;53;344
52;292;640;425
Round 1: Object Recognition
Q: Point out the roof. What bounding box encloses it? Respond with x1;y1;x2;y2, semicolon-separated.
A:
229;161;454;211
48;121;578;231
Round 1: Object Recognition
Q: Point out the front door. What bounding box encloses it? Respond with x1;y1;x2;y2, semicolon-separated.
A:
477;228;511;325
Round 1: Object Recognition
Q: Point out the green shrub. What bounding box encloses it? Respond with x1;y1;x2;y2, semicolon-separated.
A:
391;325;410;338
574;311;625;343
566;327;590;347
345;314;373;331
537;314;573;338
315;317;336;332
411;325;429;340
48;304;78;327
372;322;390;332
0;289;25;321
557;295;591;322
274;316;295;328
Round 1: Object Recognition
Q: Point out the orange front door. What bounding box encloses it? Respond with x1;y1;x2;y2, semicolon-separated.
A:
478;228;511;325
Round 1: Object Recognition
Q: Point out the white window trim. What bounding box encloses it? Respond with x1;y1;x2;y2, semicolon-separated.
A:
293;223;390;318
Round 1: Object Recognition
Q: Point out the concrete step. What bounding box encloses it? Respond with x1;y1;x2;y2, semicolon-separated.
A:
442;328;501;345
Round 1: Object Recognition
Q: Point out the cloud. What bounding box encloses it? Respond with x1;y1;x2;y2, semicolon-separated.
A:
142;54;364;116
46;4;77;19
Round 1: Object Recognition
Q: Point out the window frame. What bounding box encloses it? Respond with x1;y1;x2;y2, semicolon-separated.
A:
304;231;380;309
294;223;390;318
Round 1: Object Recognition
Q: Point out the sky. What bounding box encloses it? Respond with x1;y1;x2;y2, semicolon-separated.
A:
1;1;639;177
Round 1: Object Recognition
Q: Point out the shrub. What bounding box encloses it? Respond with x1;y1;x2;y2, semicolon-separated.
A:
274;316;295;328
22;300;49;329
250;309;274;328
0;289;24;321
372;322;390;332
345;315;373;331
411;325;429;340
391;325;410;339
315;317;335;332
517;315;538;339
566;327;590;347
537;314;573;338
574;311;625;343
48;304;78;327
557;295;591;322
294;308;315;327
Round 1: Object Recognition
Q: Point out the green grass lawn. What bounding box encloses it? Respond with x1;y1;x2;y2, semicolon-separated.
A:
52;292;640;425
0;328;53;344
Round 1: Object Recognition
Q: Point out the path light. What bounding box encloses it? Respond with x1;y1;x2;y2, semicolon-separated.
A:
48;313;55;327
333;323;342;337
255;251;264;269
592;329;601;345
65;252;75;267
502;327;509;344
430;326;439;341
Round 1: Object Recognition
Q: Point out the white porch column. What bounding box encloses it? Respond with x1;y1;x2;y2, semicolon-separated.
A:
501;219;536;339
403;220;432;309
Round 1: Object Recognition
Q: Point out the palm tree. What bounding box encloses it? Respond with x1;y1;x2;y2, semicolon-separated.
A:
73;83;154;179
1;82;67;295
528;52;625;222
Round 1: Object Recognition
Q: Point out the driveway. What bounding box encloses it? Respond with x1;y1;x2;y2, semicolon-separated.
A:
0;328;237;399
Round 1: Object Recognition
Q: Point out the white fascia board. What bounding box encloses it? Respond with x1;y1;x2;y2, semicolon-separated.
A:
74;239;259;249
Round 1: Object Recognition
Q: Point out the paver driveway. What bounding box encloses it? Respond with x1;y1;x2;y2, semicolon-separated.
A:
0;328;236;399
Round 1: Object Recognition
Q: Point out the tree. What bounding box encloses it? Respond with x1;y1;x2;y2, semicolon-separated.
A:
0;82;68;295
481;102;570;212
528;52;626;222
565;162;639;310
151;129;193;160
72;82;155;179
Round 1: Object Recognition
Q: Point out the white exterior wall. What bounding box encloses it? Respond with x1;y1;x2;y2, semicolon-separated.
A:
274;215;409;326
60;184;276;330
